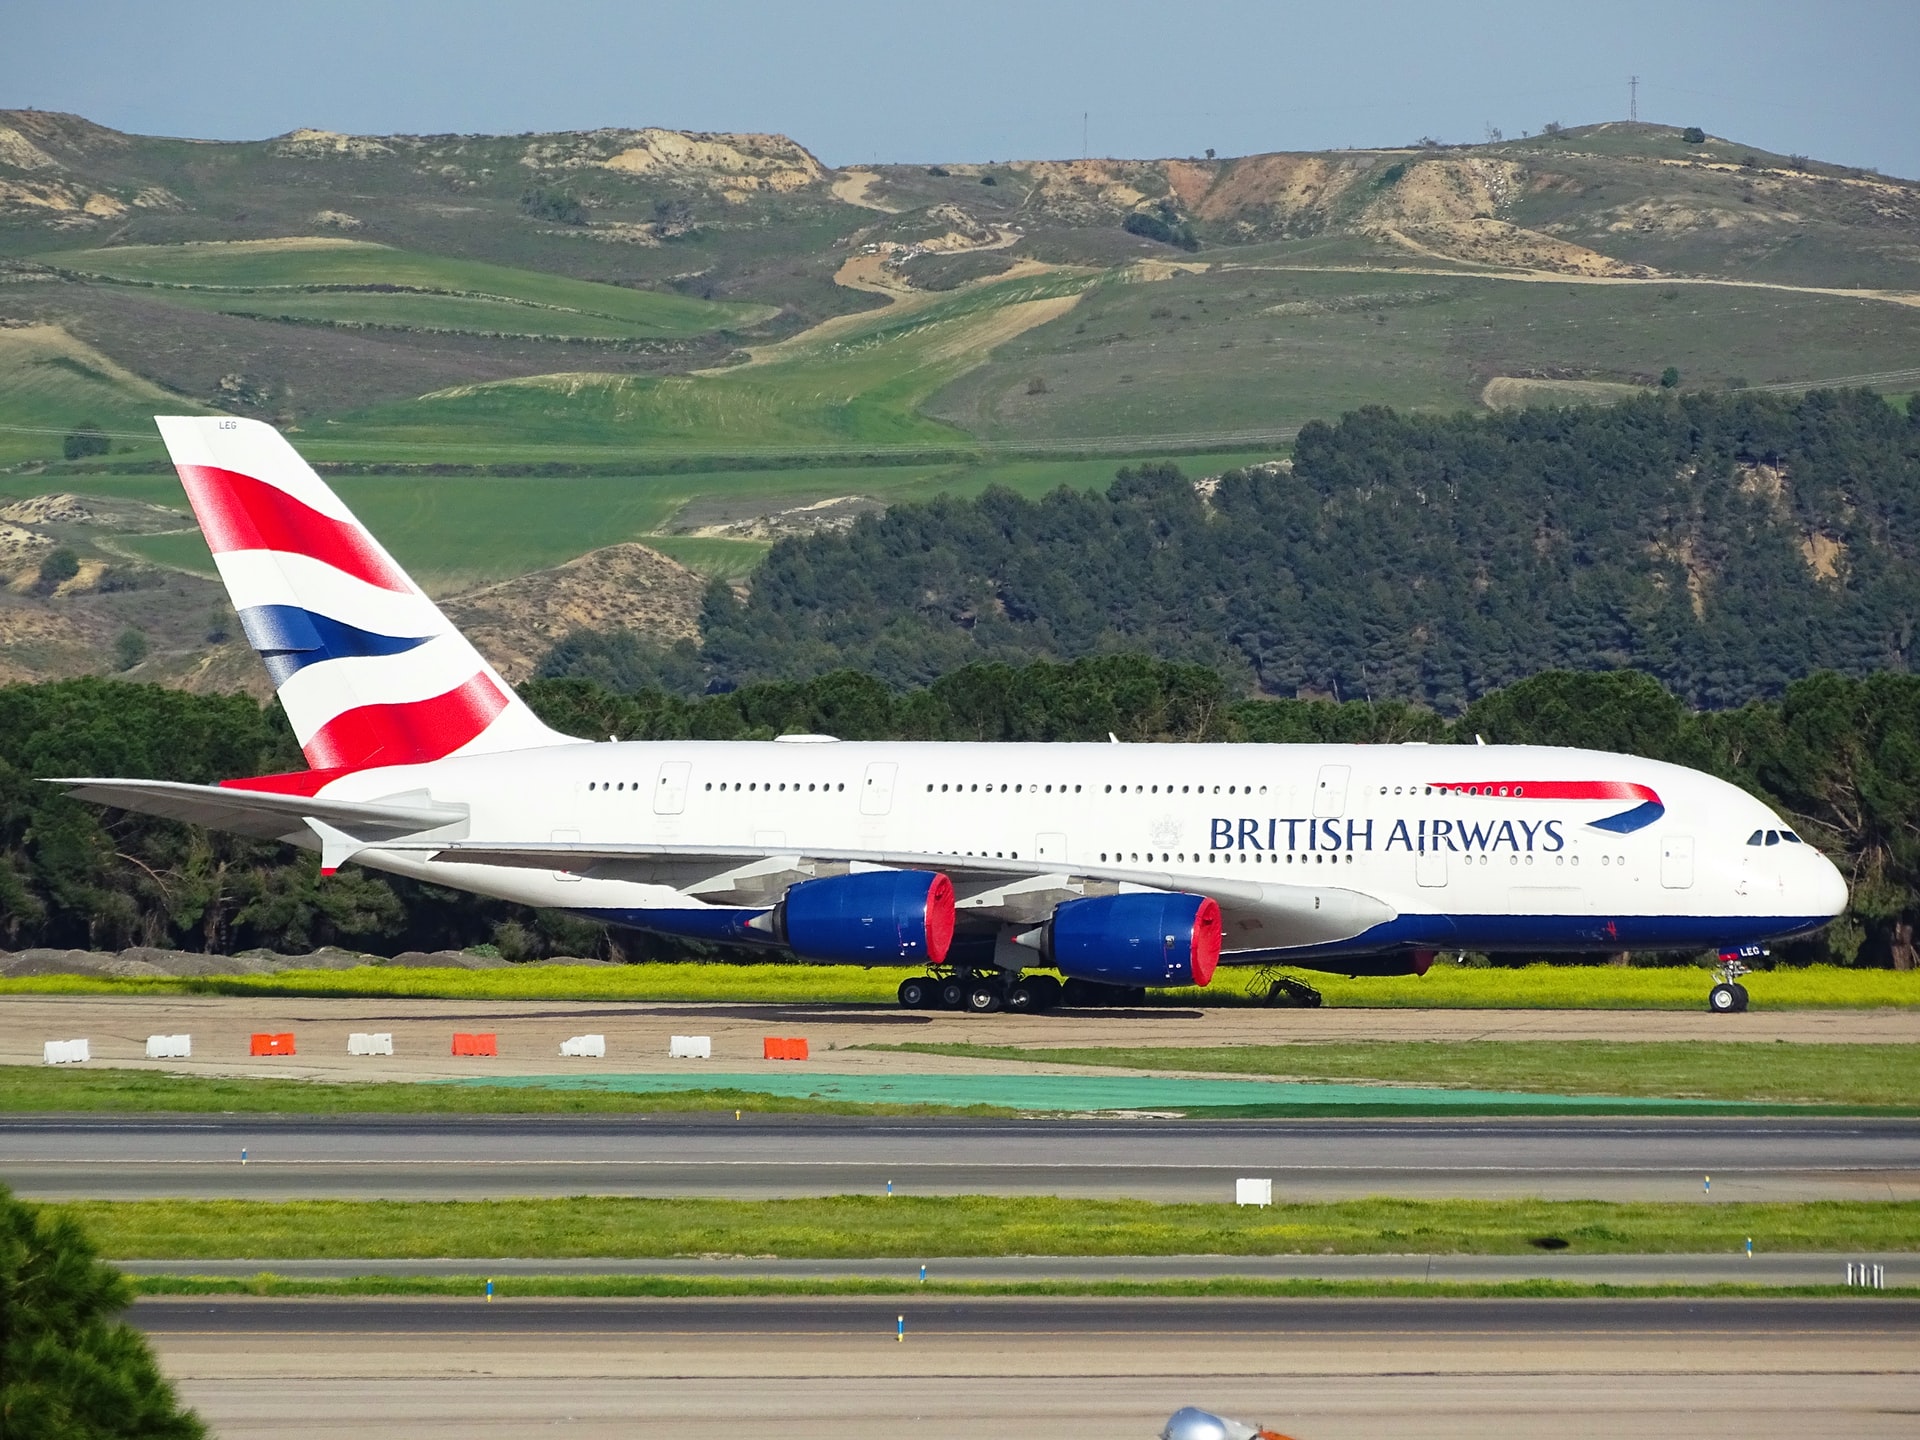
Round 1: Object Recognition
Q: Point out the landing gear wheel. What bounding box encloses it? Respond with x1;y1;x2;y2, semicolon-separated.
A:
965;979;1005;1014
937;979;968;1011
1005;979;1037;1013
1265;977;1324;1008
1709;981;1748;1013
897;977;930;1009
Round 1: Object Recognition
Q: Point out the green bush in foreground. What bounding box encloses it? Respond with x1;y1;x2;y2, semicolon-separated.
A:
0;1184;203;1440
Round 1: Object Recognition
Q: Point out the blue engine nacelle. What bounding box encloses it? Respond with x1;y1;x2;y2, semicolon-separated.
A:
770;870;956;965
1040;892;1221;987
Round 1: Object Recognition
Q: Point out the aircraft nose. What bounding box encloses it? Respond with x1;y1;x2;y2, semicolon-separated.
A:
1806;850;1849;919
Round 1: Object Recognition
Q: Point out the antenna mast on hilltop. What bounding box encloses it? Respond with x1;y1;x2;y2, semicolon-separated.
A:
1629;75;1639;122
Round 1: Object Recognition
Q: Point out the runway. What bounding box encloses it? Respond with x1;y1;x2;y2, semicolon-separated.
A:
135;1296;1920;1440
117;1251;1910;1287
8;1111;1918;1201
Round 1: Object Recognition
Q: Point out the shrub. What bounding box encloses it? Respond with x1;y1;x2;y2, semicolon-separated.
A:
1659;366;1681;389
519;188;588;225
113;629;149;672
62;424;110;461
0;1183;205;1438
1682;126;1706;145
32;547;79;596
1123;206;1199;251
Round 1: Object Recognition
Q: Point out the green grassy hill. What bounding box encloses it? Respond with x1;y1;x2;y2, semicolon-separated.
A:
2;110;1917;686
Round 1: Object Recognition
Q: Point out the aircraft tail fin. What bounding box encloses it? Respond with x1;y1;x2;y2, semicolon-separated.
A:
154;416;575;772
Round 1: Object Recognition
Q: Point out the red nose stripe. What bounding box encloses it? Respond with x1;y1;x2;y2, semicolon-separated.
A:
301;673;508;770
176;464;411;593
1189;897;1222;987
1429;779;1660;803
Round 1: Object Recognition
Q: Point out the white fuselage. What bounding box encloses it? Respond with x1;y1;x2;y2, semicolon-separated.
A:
311;738;1847;965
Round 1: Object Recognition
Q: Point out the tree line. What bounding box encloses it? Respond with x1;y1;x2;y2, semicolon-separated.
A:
2;660;1913;967
673;389;1920;711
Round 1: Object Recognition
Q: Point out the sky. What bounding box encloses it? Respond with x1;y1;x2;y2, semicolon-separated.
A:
6;1;1918;178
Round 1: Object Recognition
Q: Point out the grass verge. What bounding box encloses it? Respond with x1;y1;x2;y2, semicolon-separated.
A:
127;1274;1918;1300
4;962;1917;1009
53;1196;1920;1261
0;1066;999;1118
863;1041;1920;1108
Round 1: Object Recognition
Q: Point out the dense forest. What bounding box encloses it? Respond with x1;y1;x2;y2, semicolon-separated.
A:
2;660;1914;967
657;390;1920;709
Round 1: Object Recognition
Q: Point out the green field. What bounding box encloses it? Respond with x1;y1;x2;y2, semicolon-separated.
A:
20;449;1285;590
0;325;210;463
5;961;1911;1010
322;268;1100;456
50;1195;1920;1260
868;1041;1920;1107
0;1066;994;1117
41;239;768;340
926;265;1920;443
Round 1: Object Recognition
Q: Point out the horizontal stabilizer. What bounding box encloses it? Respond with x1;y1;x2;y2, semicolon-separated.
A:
53;778;468;843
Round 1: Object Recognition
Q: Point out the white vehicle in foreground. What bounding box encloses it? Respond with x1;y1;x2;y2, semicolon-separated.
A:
59;418;1847;1012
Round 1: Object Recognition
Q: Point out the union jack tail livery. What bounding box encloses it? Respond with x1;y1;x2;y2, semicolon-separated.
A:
156;416;569;775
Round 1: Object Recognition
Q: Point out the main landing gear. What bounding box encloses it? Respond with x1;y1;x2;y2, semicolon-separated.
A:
895;971;1143;1012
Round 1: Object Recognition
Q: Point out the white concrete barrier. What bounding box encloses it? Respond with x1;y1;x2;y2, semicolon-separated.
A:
1235;1177;1273;1207
145;1034;191;1059
559;1034;607;1058
347;1032;394;1056
669;1035;712;1059
43;1038;90;1065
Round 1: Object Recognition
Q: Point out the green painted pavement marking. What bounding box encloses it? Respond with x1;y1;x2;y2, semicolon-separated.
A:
437;1071;1760;1111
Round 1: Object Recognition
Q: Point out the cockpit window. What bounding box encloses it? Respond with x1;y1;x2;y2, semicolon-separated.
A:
1782;830;1803;843
1764;830;1781;845
1746;830;1764;846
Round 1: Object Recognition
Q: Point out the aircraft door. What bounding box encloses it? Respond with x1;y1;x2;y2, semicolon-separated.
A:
860;761;898;816
1035;832;1068;863
1313;764;1350;818
1416;847;1447;888
653;761;691;816
1661;834;1695;889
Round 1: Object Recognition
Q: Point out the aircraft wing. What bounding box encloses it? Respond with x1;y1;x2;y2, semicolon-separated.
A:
402;839;1396;950
52;778;469;857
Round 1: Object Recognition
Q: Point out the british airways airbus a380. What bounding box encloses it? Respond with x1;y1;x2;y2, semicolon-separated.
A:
58;418;1847;1014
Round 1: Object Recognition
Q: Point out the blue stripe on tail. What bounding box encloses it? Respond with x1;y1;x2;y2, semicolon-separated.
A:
237;604;431;687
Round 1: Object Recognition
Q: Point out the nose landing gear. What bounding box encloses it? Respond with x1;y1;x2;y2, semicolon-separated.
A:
1708;947;1761;1013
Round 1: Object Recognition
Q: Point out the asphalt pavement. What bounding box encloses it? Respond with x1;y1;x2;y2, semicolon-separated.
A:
8;1111;1917;1201
127;1293;1920;1337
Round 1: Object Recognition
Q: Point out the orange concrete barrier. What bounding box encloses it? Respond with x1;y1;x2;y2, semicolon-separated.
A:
249;1032;295;1056
452;1032;499;1057
762;1037;809;1061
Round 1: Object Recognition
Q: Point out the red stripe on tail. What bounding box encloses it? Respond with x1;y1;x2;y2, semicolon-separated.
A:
302;673;509;770
176;464;411;592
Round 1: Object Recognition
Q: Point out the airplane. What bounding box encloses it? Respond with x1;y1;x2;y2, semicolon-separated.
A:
56;417;1848;1014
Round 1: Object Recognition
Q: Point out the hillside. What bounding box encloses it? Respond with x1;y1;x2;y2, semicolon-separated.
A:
2;111;1919;689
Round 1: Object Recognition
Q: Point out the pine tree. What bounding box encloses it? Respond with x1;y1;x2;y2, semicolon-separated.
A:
0;1185;205;1440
